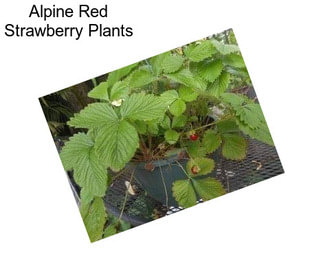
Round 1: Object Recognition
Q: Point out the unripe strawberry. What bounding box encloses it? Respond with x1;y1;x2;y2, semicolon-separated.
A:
191;165;200;175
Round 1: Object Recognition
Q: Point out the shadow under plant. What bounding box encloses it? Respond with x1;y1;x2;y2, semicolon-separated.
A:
40;29;284;242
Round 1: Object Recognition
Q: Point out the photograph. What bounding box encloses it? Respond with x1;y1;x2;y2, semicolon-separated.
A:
39;29;284;242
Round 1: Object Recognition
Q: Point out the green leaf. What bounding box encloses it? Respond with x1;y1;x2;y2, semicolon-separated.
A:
217;119;240;134
172;115;187;128
178;86;198;102
212;39;240;55
202;130;222;153
186;140;207;158
172;180;197;208
60;133;108;197
132;120;147;134
88;82;109;101
120;93;166;121
165;129;180;144
67;103;118;129
192;177;226;201
159;89;179;106
103;224;117;238
236;103;264;129
237;120;274;146
83;197;107;242
223;53;246;68
198;59;223;83
167;69;207;91
162;54;184;73
208;71;230;97
129;69;155;88
95;120;139;171
110;81;129;101
106;63;138;88
147;121;159;135
186;157;215;177
221;93;247;107
221;134;247;160
150;52;169;76
184;40;216;62
160;115;171;129
169;99;186;116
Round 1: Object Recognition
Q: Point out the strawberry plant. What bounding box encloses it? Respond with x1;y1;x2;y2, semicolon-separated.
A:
59;29;273;241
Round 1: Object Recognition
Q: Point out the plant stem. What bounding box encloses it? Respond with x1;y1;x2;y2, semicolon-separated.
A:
118;167;136;222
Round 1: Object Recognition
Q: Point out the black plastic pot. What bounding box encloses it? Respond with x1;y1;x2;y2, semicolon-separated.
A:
131;155;187;207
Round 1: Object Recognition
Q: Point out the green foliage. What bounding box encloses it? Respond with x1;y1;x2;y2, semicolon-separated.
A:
221;133;247;160
192;177;226;201
172;180;197;208
165;129;180;144
184;40;216;62
202;130;222;153
120;93;166;121
169;99;186;116
186;157;215;177
60;133;108;197
178;86;198;102
88;82;110;101
83;197;107;242
58;29;275;239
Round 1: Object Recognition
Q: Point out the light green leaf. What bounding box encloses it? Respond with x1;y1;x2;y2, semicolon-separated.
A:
184;40;216;62
217;119;240;134
192;177;226;201
121;93;166;121
165;129;180;144
67;103;118;129
172;115;187;128
186;157;215;177
60;133;108;197
237;120;274;146
83;197;107;242
160;115;171;129
132;120;147;134
172;180;197;208
159;89;179;106
129;69;155;88
221;133;247;160
167;69;207;91
107;63;138;88
162;54;184;73
223;53;246;68
150;52;169;76
147;121;159;135
186;140;207;158
169;99;186;116
212;39;240;55
95;120;139;171
220;93;246;107
88;82;109;101
198;59;223;83
236;103;263;129
208;71;230;97
110;81;129;101
202;130;222;153
103;224;117;238
178;86;198;102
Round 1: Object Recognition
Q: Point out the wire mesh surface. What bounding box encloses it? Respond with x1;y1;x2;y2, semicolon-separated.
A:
57;136;284;227
103;137;284;226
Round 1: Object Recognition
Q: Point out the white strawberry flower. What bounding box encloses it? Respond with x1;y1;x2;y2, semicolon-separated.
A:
111;99;124;107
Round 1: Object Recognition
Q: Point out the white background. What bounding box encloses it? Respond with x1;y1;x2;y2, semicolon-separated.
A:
0;0;322;270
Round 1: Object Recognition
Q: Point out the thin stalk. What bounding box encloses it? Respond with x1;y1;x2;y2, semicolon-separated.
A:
118;167;136;221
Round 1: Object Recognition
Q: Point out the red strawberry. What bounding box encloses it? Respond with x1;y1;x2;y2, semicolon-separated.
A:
189;133;199;141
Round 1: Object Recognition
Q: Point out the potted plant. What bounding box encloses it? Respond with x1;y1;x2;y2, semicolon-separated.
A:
59;29;274;241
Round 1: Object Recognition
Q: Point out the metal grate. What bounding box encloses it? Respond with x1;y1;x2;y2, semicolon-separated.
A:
59;137;284;227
